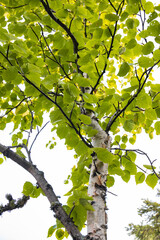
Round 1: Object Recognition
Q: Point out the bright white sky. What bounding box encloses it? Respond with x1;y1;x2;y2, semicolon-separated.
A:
0;122;159;240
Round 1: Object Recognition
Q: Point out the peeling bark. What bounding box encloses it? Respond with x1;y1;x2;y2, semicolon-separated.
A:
87;118;111;240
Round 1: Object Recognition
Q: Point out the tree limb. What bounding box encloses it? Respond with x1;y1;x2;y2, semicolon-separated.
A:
0;143;84;240
40;0;78;54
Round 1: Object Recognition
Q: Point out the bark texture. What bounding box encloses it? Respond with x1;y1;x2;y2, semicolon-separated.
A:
87;118;111;240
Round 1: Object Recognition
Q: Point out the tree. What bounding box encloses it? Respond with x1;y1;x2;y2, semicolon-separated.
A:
0;0;160;239
127;190;160;240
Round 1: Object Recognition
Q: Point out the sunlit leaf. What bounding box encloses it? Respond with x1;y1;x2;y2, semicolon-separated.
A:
146;174;158;189
135;172;145;184
117;62;130;77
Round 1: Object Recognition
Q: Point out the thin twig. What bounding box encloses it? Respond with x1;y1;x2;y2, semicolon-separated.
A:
29;121;50;153
0;97;30;118
111;147;159;179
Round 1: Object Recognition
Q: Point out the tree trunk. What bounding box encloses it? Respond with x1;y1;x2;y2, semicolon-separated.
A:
87;118;111;240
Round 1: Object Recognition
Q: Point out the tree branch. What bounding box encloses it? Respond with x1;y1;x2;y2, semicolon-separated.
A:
40;0;79;54
111;147;160;179
91;0;125;94
0;97;30;118
106;60;160;132
0;143;84;240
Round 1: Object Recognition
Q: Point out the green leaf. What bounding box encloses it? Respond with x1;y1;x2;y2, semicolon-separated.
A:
121;170;130;183
75;141;89;156
128;151;137;162
129;136;136;145
117;62;130;77
123;119;135;132
136;93;152;108
135;172;145;184
108;165;124;176
94;148;114;164
153;49;160;61
139;30;149;38
114;135;121;143
47;225;57;238
120;12;129;22
79;114;91;125
105;14;119;22
65;132;79;148
50;110;64;124
122;135;128;143
29;187;41;198
146;174;158;189
83;93;97;103
126;39;137;49
138;56;154;68
79;198;94;211
71;204;87;230
22;181;34;196
55;229;65;240
74;74;91;87
143;164;156;170
145;109;157;121
93;28;103;39
142;41;154;55
125;162;137;175
154;121;160;135
106;175;115;188
3;66;21;84
42;75;58;89
155;36;160;44
0;158;4;164
147;20;160;36
144;1;154;14
56;124;69;139
126;19;135;29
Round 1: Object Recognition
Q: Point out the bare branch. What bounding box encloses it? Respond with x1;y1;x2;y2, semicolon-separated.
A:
0;142;83;240
111;147;160;179
29;121;50;153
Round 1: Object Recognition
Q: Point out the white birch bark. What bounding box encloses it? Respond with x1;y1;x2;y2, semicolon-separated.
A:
87;117;111;240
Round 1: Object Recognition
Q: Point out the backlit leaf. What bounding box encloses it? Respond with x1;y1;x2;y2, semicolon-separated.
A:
47;225;57;238
94;148;114;164
155;121;160;135
142;41;154;55
79;114;91;125
125;162;137;175
106;175;115;188
117;62;130;77
105;14;119;22
146;174;158;189
123;120;135;132
135;172;145;184
138;57;154;68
